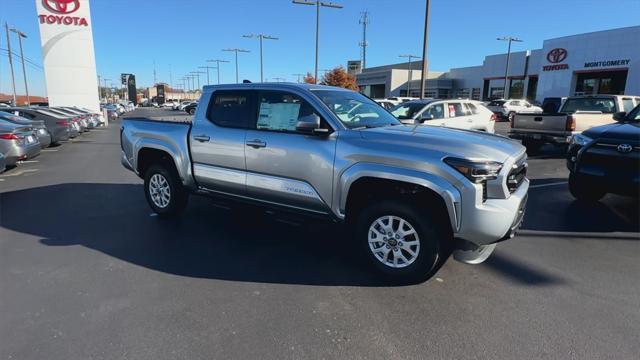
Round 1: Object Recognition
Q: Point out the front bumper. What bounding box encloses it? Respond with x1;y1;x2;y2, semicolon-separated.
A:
454;178;530;246
121;151;135;173
509;131;571;144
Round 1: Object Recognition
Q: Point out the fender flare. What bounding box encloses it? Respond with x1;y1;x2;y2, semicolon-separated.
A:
133;138;195;189
334;163;461;232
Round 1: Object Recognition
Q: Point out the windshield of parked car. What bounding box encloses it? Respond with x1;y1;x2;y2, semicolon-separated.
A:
312;90;401;129
561;98;617;114
389;102;429;119
627;105;640;121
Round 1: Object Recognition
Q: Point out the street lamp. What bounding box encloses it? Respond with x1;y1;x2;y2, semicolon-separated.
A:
419;0;431;99
292;73;305;83
497;36;523;99
198;65;216;86
222;48;251;83
9;27;29;105
399;54;420;97
190;71;206;90
243;34;279;83
207;59;230;84
292;0;343;84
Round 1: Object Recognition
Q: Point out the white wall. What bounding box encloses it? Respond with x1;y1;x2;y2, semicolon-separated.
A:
36;0;100;112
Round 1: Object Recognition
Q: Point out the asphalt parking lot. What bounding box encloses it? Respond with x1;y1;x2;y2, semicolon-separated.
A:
1;108;639;360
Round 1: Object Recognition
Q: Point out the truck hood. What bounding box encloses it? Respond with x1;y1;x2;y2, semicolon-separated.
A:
583;121;640;141
359;125;525;162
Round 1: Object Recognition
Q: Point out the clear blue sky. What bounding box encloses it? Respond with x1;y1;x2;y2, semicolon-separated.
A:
1;0;639;96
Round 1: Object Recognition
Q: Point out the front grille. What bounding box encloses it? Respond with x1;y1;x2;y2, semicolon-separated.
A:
507;155;528;193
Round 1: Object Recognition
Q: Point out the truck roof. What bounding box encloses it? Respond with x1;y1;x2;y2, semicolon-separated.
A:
202;82;352;92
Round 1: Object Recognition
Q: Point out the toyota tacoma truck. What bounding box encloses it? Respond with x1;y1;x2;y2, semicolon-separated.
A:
509;95;640;152
120;83;529;282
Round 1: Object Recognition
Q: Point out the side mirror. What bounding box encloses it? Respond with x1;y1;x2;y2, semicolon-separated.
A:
613;111;627;121
295;114;328;135
420;113;434;122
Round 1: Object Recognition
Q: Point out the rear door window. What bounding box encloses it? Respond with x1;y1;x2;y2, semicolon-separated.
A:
254;90;322;133
207;90;255;128
447;102;469;118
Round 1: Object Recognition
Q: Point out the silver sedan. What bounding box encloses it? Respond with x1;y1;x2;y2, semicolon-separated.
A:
0;123;41;166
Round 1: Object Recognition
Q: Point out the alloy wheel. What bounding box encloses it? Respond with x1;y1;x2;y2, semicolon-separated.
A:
149;173;171;208
368;215;421;268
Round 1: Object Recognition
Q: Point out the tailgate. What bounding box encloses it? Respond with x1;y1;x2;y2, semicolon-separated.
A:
512;113;567;132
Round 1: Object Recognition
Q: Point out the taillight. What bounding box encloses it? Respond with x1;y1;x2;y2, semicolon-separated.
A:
56;120;69;126
0;133;19;140
490;113;497;121
566;115;576;131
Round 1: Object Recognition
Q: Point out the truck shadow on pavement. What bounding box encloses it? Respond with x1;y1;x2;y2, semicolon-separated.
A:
2;183;566;286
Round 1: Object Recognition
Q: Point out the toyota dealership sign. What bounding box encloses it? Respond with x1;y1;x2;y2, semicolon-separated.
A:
35;0;99;111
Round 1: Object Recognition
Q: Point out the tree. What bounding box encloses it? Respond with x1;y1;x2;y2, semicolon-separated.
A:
320;66;359;90
303;72;317;84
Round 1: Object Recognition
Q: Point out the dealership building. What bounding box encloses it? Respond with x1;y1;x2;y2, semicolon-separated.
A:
357;26;640;102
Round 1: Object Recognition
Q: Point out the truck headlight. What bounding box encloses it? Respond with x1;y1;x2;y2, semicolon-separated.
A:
570;133;592;146
444;157;503;184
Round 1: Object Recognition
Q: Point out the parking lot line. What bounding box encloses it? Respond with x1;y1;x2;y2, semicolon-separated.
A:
0;169;39;177
42;149;59;152
529;181;567;189
18;160;39;164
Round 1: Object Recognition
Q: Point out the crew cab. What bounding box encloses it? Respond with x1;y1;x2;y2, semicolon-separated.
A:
389;99;496;133
567;104;640;202
510;95;640;152
486;99;543;122
120;83;529;282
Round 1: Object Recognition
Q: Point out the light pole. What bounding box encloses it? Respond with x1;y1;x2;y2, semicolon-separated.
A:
190;71;206;90
103;78;111;102
222;48;250;83
9;27;29;105
4;22;18;106
198;65;216;86
207;59;230;84
292;0;343;84
292;73;305;83
399;54;419;97
497;36;522;99
419;0;431;99
273;77;286;82
243;34;279;83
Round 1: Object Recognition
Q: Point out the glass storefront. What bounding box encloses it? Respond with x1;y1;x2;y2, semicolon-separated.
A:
575;70;628;95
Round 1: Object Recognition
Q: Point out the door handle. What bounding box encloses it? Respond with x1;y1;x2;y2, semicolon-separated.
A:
246;139;267;148
193;134;210;142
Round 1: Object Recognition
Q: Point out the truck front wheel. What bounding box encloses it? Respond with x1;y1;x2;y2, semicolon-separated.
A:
569;173;605;203
144;164;188;217
355;200;442;284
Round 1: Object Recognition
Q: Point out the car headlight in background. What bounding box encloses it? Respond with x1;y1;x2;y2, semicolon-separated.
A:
570;133;592;146
444;157;503;183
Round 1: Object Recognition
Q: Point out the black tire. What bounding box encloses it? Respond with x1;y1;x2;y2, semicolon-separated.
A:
188;108;195;115
522;139;544;154
143;164;188;217
355;200;443;284
569;173;605;202
507;111;516;123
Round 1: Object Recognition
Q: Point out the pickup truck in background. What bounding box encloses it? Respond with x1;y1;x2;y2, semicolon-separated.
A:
509;95;640;152
120;83;529;283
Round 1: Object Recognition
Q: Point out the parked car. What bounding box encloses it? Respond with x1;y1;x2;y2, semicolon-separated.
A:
120;83;529;282
0;122;41;166
103;104;120;121
0;103;10;108
63;107;105;127
1;107;71;144
184;102;198;115
374;99;396;110
388;99;496;132
43;107;88;132
0;112;52;148
162;101;178;109
177;101;193;111
53;107;98;129
486;99;543;122
566;104;640;202
510;95;640;152
0;152;5;173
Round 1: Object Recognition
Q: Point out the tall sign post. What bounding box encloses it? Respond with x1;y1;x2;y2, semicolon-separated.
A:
35;0;100;111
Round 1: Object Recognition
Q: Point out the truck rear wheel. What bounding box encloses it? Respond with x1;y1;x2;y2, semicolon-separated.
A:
144;164;188;217
522;139;543;154
569;173;605;202
355;200;442;284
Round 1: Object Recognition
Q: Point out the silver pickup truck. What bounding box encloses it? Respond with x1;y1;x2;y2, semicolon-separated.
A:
121;83;529;282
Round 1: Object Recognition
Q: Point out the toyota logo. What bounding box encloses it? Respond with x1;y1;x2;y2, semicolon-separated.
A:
43;0;80;14
617;144;633;153
547;48;568;64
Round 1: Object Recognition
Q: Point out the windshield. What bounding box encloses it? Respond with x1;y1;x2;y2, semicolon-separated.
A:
389;102;428;120
562;98;617;114
627;105;640;121
312;90;400;129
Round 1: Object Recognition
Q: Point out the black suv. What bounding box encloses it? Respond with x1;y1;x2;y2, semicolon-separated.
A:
567;104;640;202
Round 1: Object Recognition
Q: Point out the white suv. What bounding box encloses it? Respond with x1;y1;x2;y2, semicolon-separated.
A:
389;99;496;133
486;99;542;122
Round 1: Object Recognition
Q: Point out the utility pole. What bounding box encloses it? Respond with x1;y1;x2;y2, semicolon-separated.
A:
207;59;230;84
9;27;29;105
190;71;206;90
497;36;523;99
399;54;419;97
5;22;18;106
222;48;250;83
292;73;305;83
243;34;279;83
359;11;369;69
103;78;111;102
98;75;102;100
153;61;157;85
169;64;172;89
198;65;216;86
292;0;343;84
419;0;430;99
